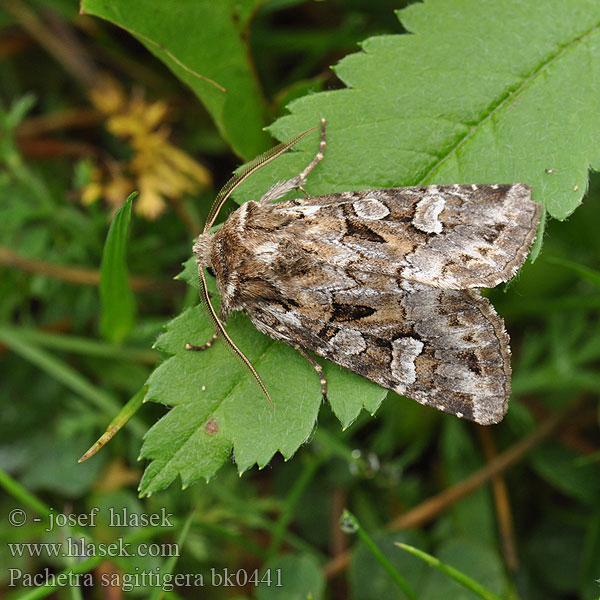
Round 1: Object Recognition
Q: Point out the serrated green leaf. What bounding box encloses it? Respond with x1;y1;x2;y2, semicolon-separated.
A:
169;258;385;467
176;256;199;289
140;306;326;494
81;0;271;160
236;0;600;228
99;193;136;343
324;363;387;429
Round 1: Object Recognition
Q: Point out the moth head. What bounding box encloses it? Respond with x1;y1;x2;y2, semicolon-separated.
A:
193;233;213;267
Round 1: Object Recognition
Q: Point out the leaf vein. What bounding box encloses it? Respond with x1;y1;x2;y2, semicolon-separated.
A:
417;22;600;184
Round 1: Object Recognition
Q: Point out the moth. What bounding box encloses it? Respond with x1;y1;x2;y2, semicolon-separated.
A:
190;119;541;425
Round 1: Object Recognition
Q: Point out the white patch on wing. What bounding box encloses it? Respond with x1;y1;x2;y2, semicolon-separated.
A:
438;363;480;394
331;328;366;355
235;202;250;232
413;194;445;234
353;198;390;220
391;337;424;390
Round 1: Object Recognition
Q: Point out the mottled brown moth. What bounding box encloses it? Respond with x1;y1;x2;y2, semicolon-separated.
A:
190;120;541;425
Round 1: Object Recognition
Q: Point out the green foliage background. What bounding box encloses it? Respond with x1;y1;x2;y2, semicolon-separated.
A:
0;1;599;598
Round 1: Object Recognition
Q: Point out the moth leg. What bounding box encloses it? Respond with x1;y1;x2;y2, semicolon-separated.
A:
185;332;218;352
295;346;328;400
259;118;327;205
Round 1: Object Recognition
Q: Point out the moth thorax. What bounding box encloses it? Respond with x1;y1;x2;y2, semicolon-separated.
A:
193;233;213;267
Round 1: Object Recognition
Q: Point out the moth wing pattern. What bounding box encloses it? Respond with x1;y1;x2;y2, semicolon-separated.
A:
270;184;541;290
239;264;511;425
204;182;540;425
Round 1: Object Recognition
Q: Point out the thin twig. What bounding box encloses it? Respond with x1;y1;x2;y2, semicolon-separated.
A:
16;138;98;158
477;426;519;573
330;486;348;558
0;245;181;295
2;0;98;87
15;108;102;137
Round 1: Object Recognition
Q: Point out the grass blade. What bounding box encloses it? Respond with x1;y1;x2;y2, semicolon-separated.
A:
396;542;503;600
100;192;136;343
79;386;146;462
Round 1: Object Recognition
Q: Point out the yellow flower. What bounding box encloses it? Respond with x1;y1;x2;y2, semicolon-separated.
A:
83;77;211;219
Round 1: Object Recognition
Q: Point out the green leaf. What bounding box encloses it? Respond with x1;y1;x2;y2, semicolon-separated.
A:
81;0;271;160
99;193;136;344
79;386;146;463
324;363;387;429
140;306;327;494
141;295;384;492
237;0;600;228
176;255;199;289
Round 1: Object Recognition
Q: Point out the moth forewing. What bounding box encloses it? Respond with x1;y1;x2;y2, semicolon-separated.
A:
192;121;541;425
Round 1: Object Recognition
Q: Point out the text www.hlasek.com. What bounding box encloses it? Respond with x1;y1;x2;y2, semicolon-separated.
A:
8;538;178;558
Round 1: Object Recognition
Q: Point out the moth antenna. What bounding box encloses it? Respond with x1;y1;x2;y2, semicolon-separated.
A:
199;267;273;407
204;122;323;233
